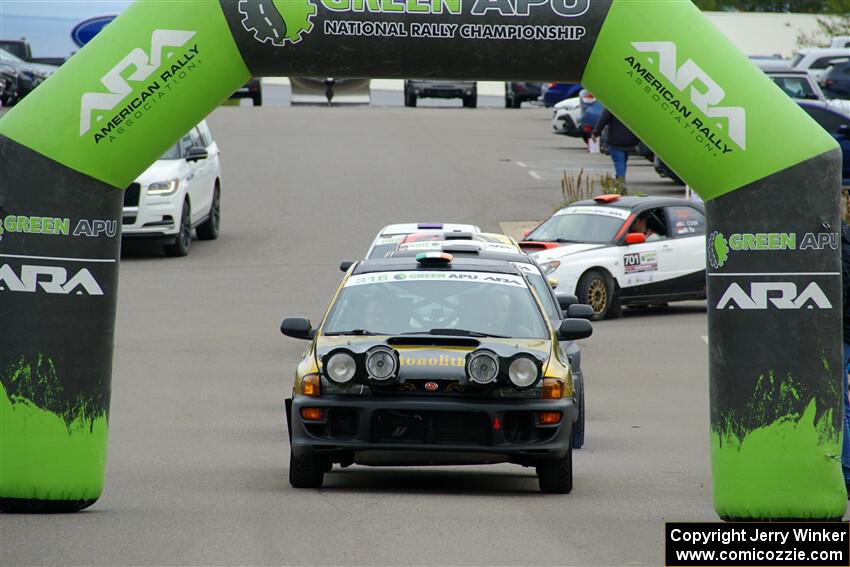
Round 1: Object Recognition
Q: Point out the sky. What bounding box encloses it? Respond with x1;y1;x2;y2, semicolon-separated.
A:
0;0;132;56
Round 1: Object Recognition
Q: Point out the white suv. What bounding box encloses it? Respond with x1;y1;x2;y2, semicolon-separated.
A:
122;121;221;256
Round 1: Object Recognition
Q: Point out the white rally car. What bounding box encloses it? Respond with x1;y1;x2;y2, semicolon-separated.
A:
521;195;706;319
122;120;221;257
364;222;481;259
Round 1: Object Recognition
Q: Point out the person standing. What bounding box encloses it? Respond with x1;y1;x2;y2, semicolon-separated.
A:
592;108;639;194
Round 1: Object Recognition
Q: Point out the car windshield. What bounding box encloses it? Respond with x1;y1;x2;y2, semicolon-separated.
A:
526;206;629;244
770;76;819;99
160;143;181;160
323;271;549;339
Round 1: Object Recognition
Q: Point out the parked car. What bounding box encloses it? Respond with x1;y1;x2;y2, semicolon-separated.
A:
404;79;477;108
0;39;66;66
654;157;685;185
551;96;584;137
578;90;602;142
122;121;222;256
540;82;582;107
229;77;262;106
290;77;371;105
819;61;850;100
0;48;55;104
797;100;850;186
504;82;542;108
790;48;850;80
521;195;707;319
0;62;19;106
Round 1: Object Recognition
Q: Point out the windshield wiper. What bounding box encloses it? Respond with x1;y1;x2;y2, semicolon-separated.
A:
531;238;579;243
323;329;378;336
402;328;510;338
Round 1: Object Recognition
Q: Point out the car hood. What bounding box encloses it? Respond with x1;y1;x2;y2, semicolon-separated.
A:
135;159;185;186
530;242;610;262
315;335;551;382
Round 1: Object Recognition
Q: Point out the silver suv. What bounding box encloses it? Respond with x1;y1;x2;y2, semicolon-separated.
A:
404;79;477;108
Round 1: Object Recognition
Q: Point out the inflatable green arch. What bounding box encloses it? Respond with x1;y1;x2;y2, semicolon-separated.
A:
0;0;845;520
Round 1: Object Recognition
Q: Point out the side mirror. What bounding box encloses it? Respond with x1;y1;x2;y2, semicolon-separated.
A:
556;292;579;311
339;261;354;272
547;276;559;289
557;318;593;341
567;304;594;320
625;232;646;245
185;146;209;162
280;317;315;340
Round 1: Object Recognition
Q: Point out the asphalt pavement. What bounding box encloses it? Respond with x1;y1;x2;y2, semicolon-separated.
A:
4;104;714;566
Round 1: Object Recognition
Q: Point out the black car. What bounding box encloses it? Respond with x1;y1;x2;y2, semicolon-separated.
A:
282;254;592;492
505;82;542;108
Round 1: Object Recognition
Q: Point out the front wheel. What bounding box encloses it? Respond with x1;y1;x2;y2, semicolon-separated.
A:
289;450;326;488
163;200;191;257
537;444;573;494
576;270;620;320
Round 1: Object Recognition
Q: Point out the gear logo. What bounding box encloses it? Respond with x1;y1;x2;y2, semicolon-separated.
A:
708;231;729;269
239;0;317;46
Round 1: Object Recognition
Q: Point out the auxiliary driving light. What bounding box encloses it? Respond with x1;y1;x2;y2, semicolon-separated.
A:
508;356;539;388
467;351;499;384
366;346;398;382
325;351;356;384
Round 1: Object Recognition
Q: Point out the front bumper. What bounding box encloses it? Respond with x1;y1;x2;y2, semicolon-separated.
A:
287;394;576;465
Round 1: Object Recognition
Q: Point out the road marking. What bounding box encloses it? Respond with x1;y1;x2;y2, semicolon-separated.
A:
529;171;542;180
0;253;116;263
700;335;708;345
264;16;273;26
273;28;279;38
259;3;265;13
708;272;840;277
515;161;527;168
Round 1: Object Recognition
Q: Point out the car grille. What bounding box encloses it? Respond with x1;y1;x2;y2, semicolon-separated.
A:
124;183;140;207
372;410;491;445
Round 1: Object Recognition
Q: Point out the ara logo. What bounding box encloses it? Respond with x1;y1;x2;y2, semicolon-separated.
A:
0;264;104;295
631;41;746;150
716;282;831;310
79;29;196;136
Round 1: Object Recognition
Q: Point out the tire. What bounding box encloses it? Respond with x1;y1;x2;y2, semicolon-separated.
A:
576;269;619;320
537;443;573;494
404;90;417;107
505;96;512;109
463;94;477;108
163;200;191;257
289;450;326;488
571;373;585;449
196;184;220;240
252;93;262;106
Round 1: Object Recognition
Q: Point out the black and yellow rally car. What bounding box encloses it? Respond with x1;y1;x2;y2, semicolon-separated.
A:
281;252;592;493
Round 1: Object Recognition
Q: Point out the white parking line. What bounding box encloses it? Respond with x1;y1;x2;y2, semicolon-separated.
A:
515;161;527;168
529;171;542;180
259;3;265;13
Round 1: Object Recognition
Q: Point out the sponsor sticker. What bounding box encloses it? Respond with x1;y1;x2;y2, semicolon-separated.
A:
716;281;832;310
345;271;526;287
557;206;631;220
708;230;838;269
0;214;117;241
623;251;658;273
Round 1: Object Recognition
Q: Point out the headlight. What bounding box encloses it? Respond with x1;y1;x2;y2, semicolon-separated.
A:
467;351;499;385
146;179;179;196
539;260;561;275
508;356;539;388
366;347;398;382
325;352;356;384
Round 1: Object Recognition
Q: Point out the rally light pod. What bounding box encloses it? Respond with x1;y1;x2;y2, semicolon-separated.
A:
365;346;399;382
466;350;499;385
506;354;542;389
322;349;357;384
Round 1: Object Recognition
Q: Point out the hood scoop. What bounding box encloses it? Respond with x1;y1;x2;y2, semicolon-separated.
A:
387;336;480;348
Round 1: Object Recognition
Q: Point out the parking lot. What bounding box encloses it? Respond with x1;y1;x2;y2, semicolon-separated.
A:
3;102;716;566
